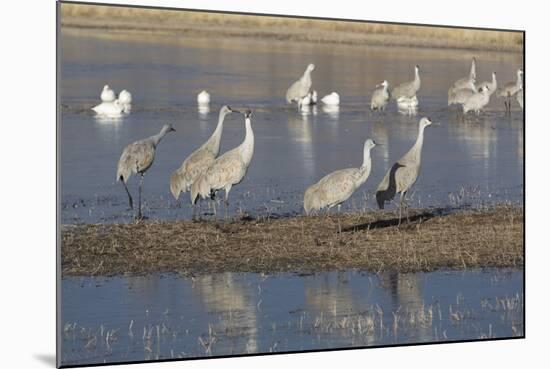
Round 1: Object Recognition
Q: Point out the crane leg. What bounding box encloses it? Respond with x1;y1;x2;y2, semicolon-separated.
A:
337;204;342;234
398;192;408;226
121;180;133;209
224;186;231;220
137;173;144;220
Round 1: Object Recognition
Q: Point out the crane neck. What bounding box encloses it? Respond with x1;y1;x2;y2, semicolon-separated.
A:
470;60;476;79
205;111;227;155
412;124;426;159
516;72;523;88
240;117;255;165
152;126;170;147
302;68;312;84
414;69;421;88
361;145;372;170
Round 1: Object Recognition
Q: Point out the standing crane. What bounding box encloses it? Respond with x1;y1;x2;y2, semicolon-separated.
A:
116;124;176;219
376;117;433;226
371;80;390;112
190;110;255;216
170;106;237;201
498;69;523;113
304;139;377;232
286;64;315;108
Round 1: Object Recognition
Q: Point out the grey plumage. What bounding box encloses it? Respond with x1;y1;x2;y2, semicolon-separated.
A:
516;89;523;110
392;65;421;100
191;110;255;206
462;85;491;115
304;139;377;215
452;57;477;90
475;72;498;95
286;64;315;105
448;58;477;105
370;80;390;111
498;69;523;112
117;123;175;219
170;106;235;200
448;87;475;106
376;117;432;225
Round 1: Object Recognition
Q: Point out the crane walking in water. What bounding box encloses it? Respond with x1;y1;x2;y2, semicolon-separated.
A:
286;64;315;108
498;69;523;113
304;139;377;232
392;65;421;112
191;110;255;217
376;117;432;226
117;124;176;219
371;80;390;112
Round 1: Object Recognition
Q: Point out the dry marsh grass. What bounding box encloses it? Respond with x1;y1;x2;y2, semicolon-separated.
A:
61;206;523;276
60;3;523;52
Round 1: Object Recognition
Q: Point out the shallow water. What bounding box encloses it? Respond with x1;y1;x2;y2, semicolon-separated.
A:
59;32;523;223
60;268;523;365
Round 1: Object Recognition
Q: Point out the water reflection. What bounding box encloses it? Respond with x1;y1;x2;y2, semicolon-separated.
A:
321;104;340;119
198;105;210;120
191;273;259;354
61;269;524;366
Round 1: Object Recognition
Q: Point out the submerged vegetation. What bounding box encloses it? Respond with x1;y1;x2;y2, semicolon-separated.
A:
60;3;523;52
61;205;523;276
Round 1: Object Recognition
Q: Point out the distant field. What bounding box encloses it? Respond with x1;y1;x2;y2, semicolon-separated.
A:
60;3;523;52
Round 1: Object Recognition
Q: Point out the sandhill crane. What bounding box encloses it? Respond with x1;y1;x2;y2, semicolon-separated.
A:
476;72;498;95
516;88;524;110
321;92;340;106
197;90;210;105
118;89;132;113
448;88;475;106
463;85;491;115
170;106;236;201
371;80;390;112
498;69;523;112
117;124;176;219
376;117;432;226
101;85;116;102
304;139;377;231
392;65;421;100
452;57;477;90
191;110;255;214
286;64;315;106
92;99;124;117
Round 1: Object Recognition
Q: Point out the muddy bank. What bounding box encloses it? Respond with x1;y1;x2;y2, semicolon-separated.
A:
61;206;523;276
60;3;523;52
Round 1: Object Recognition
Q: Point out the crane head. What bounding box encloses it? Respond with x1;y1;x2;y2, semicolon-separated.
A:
419;117;432;128
244;109;253;119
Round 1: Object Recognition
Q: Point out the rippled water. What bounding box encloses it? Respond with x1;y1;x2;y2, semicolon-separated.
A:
60;269;523;366
59;32;523;223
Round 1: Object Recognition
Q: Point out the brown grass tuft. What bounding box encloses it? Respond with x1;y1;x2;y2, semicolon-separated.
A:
61;206;523;276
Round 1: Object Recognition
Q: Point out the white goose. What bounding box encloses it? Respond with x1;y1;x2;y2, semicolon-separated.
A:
92;100;124;117
197;90;211;105
118;89;132;113
100;85;116;102
321;92;340;106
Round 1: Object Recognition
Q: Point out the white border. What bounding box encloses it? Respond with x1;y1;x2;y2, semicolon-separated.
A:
1;1;546;368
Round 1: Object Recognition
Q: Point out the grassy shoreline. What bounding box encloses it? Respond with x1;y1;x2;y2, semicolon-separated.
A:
60;4;523;52
61;206;523;277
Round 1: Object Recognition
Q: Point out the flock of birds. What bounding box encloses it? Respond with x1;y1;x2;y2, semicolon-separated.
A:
105;58;523;224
